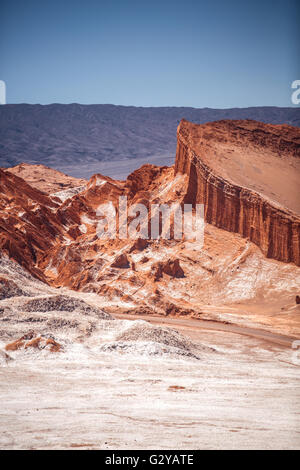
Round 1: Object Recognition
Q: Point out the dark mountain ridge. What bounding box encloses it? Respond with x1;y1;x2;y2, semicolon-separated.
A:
1;104;300;179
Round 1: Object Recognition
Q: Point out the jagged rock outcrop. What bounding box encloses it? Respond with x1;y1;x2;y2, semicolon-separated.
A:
6;163;86;195
129;238;149;253
0;169;64;279
1;124;300;325
126;164;170;198
152;259;185;280
5;331;62;353
111;254;130;269
175;119;300;266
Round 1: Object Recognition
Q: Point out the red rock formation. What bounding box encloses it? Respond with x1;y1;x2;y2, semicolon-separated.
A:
153;259;185;280
0;169;65;279
6;163;86;194
111;254;130;268
129;238;149;253
175;119;300;266
126;164;169;198
5;332;61;353
1;123;300;324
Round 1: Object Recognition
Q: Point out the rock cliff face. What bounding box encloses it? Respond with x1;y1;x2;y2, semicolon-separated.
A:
1;123;300;327
175;119;300;266
0;169;64;279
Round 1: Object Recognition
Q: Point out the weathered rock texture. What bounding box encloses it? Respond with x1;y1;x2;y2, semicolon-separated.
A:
175;119;300;266
5;163;86;195
0;169;63;279
1;122;300;325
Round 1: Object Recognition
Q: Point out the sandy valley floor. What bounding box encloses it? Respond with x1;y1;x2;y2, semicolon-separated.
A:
1;316;299;450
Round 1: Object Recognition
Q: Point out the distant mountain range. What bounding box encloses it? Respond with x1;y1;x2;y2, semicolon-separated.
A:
1;104;300;179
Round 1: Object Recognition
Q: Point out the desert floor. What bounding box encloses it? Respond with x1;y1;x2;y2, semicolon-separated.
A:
1;313;299;450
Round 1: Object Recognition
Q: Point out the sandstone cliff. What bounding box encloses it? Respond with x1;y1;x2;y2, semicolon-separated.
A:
1;127;300;328
175;119;300;266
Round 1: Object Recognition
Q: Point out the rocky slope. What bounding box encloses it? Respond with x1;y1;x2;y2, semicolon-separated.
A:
0;253;203;361
0;168;65;279
1;254;299;450
5;163;86;195
175;119;300;265
1;118;300;450
0;120;300;335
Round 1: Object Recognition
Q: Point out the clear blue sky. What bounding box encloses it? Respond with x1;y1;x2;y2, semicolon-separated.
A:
1;0;299;107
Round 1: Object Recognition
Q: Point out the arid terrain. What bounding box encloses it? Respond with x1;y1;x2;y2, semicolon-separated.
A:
0;253;299;450
0;119;299;449
1;104;300;179
5;163;86;195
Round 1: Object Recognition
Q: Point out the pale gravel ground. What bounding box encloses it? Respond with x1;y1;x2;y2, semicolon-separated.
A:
0;330;299;450
0;255;299;450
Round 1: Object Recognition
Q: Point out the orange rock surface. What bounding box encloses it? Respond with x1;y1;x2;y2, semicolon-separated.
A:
5;163;86;194
175;119;300;265
0;120;300;328
5;332;61;353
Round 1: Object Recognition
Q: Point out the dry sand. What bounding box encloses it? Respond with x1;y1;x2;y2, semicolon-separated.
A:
1;324;299;450
0;242;299;450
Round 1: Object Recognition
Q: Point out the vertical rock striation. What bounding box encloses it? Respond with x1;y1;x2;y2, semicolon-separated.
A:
175;119;300;266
